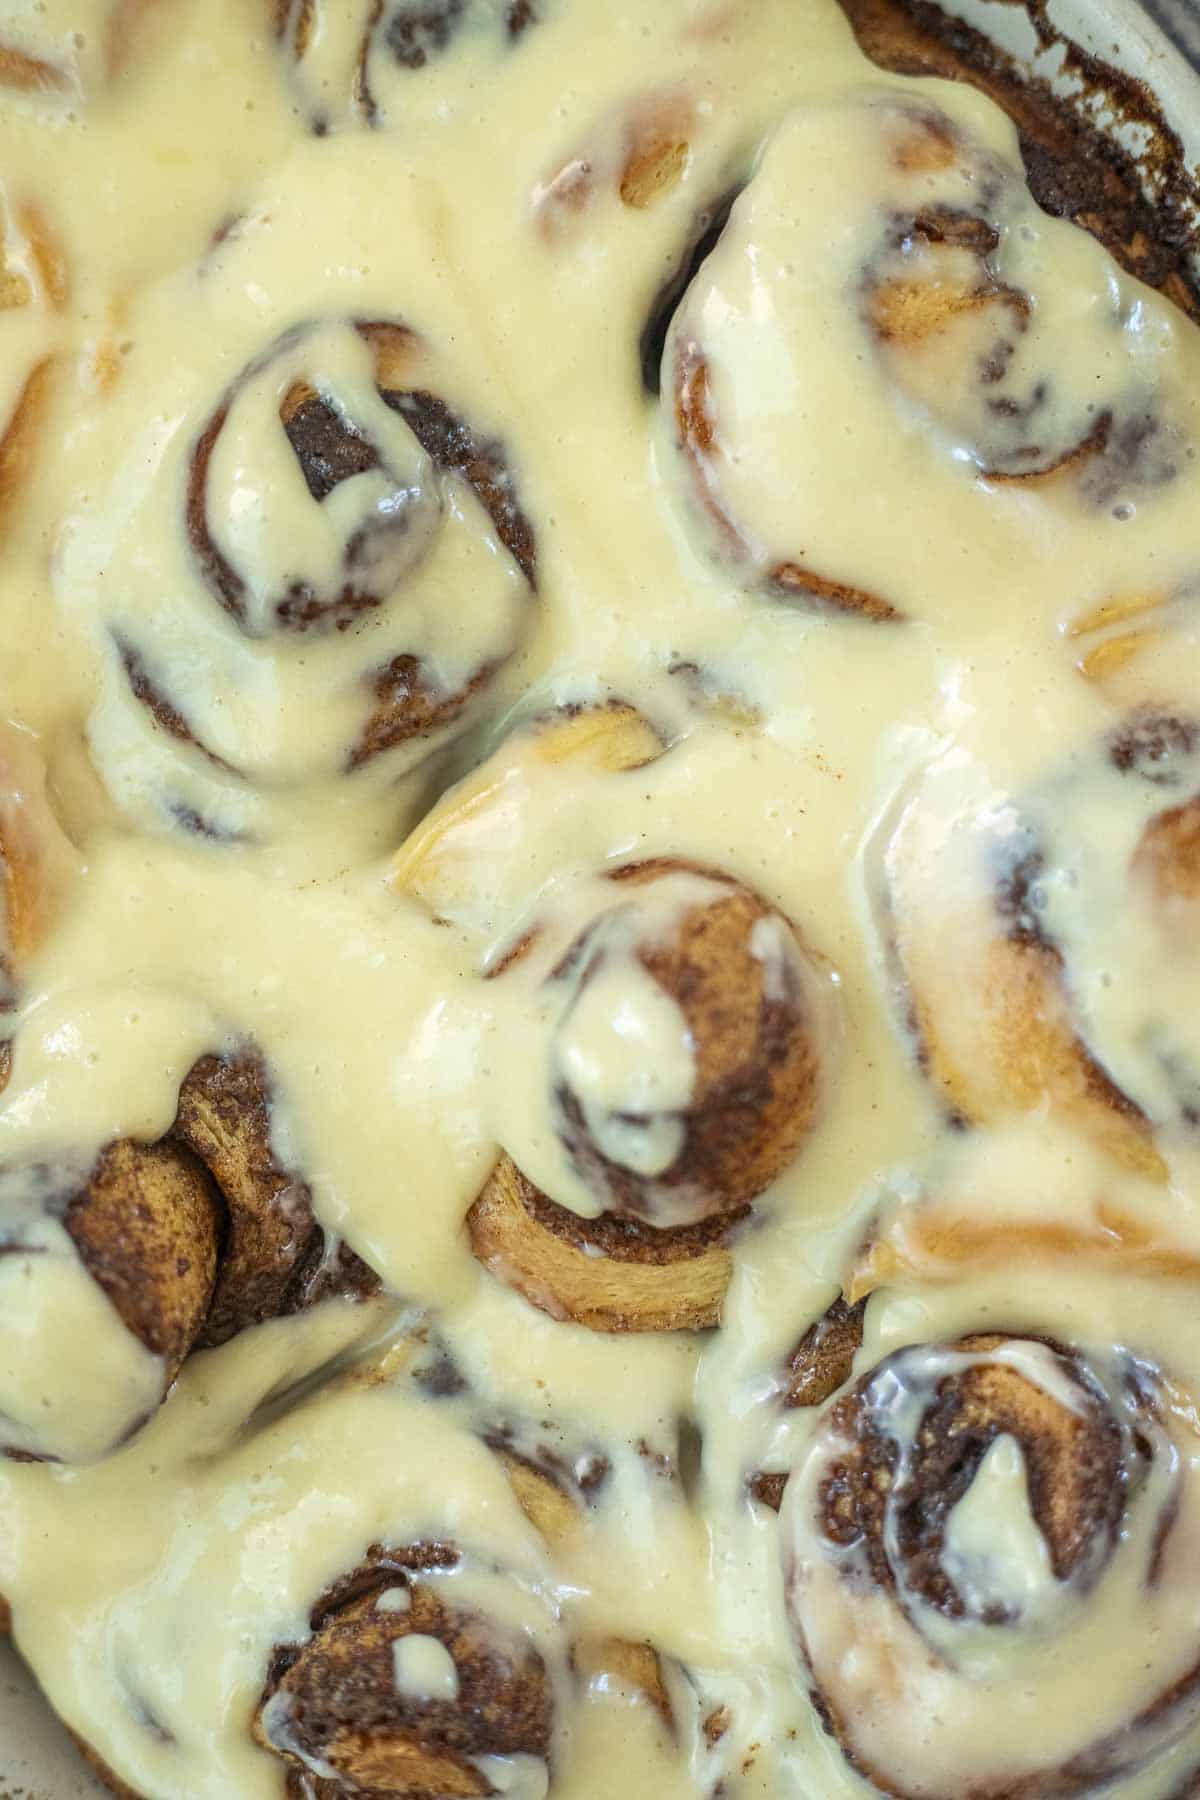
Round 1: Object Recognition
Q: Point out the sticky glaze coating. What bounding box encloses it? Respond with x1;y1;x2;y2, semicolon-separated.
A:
0;1;1199;1798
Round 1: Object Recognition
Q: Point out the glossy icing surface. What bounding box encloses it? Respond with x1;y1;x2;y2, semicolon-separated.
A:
0;2;1198;1796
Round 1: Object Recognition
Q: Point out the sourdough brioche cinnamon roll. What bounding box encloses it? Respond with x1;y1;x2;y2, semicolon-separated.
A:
0;1046;379;1460
469;860;825;1332
255;1545;556;1799
69;310;536;842
397;706;831;1330
273;0;541;132
771;1146;1200;1800
881;710;1200;1178
0;1140;219;1461
659;90;1191;621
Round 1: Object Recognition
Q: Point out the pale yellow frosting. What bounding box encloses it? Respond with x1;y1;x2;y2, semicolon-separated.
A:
0;1;1198;1797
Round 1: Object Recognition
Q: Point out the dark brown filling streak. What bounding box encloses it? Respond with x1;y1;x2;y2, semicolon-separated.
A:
354;0;540;129
537;856;820;1230
817;1336;1129;1626
509;1157;747;1267
187;323;535;632
861;194;1171;493
750;1294;868;1512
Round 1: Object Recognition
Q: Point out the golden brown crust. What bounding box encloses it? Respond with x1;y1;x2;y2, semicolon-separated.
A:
467;1152;739;1332
0;43;70;93
535;88;698;239
491;1441;585;1547
887;743;1177;1181
173;1051;380;1348
572;1635;676;1731
391;702;665;921
255;1557;553;1798
64;1138;222;1378
66;1730;145;1800
909;929;1167;1180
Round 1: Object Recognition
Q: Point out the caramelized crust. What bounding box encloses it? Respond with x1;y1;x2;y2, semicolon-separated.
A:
1134;794;1200;907
907;928;1166;1179
573;1635;676;1731
391;703;664;921
0;357;55;539
886;736;1187;1180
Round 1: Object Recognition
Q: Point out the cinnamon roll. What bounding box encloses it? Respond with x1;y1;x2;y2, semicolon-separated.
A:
0;1303;577;1797
5;0;1200;1793
254;1544;557;1799
658;90;1192;622
64;304;537;843
395;706;832;1331
836;0;1200;320
882;710;1200;1177
774;1147;1200;1800
0;1046;378;1461
0;1140;219;1461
